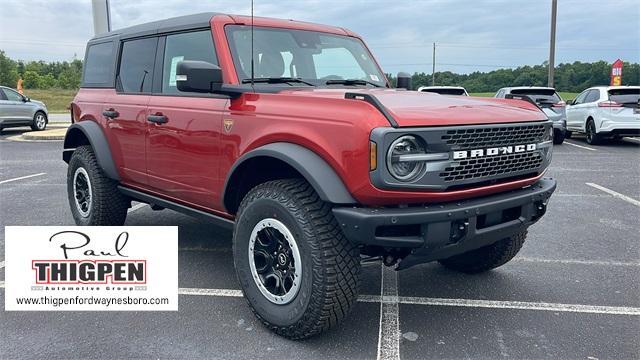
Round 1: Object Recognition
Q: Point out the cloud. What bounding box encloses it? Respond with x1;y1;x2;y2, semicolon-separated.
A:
1;0;638;74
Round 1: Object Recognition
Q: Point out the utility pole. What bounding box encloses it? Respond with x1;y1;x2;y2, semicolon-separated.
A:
432;42;436;86
91;0;112;35
548;0;557;87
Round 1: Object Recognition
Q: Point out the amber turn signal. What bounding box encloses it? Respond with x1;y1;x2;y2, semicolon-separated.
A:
369;141;377;171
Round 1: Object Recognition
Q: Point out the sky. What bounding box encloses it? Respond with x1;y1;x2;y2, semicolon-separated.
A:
0;0;638;74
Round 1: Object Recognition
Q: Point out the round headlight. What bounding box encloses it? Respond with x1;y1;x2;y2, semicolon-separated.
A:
386;135;427;182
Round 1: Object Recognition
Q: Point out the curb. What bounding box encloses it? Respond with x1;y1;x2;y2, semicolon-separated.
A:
18;128;67;141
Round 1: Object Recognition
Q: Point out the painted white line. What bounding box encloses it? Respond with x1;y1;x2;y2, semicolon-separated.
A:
0;172;46;185
128;203;147;213
0;283;638;316
586;183;640;207
564;141;597;151
514;257;640;267
623;137;640;144
178;287;243;297
397;296;640;316
377;265;400;360
0;261;4;269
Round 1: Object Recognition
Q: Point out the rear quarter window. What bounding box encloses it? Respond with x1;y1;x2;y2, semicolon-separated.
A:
82;41;116;87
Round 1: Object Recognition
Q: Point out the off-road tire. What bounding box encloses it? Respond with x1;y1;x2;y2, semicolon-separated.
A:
552;129;565;144
233;179;361;339
67;145;129;225
30;111;47;131
585;119;602;145
438;231;527;274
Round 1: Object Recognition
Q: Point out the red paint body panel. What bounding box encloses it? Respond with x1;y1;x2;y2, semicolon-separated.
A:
72;14;550;217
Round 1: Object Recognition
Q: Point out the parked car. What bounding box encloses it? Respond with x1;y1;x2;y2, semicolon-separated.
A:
417;86;469;96
0;86;48;132
495;86;566;144
566;86;640;145
64;13;556;339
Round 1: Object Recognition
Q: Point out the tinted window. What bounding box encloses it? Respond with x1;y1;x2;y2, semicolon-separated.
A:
118;37;157;93
421;88;466;96
585;89;600;103
162;31;217;94
574;90;589;104
2;88;23;101
83;42;115;86
608;88;640;104
511;89;560;103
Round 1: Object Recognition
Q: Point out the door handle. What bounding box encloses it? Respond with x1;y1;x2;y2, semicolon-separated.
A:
102;109;119;119
147;114;168;124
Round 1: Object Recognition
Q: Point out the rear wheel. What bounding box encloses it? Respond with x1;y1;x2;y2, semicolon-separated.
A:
233;179;361;339
67;145;129;225
585;119;602;145
31;111;47;131
438;231;527;273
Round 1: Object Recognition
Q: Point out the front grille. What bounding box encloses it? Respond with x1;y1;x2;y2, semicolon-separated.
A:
440;151;543;182
441;124;546;149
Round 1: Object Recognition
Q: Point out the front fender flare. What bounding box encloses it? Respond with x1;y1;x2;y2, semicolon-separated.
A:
223;142;356;209
62;121;120;181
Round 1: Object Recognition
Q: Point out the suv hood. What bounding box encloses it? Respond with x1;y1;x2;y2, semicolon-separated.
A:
282;88;548;127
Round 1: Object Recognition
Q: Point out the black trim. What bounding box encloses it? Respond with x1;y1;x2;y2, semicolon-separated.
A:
222;142;356;211
332;177;556;270
62;122;120;181
344;92;398;127
118;186;234;229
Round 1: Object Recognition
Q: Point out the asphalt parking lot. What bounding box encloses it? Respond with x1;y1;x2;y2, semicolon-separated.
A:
0;127;639;359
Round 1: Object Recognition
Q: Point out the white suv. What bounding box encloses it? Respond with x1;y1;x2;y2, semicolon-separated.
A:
566;86;640;145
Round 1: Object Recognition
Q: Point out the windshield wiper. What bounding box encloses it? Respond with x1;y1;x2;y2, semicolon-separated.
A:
241;77;315;86
325;79;382;87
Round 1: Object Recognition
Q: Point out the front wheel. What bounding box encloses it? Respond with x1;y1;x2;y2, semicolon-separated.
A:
67;145;129;225
233;179;361;339
438;231;527;273
31;111;47;131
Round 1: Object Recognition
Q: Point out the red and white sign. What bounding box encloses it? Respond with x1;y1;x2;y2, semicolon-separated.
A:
611;59;623;86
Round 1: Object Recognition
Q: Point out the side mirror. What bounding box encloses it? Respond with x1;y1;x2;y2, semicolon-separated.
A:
567;99;575;105
176;60;223;93
23;97;30;102
396;72;412;90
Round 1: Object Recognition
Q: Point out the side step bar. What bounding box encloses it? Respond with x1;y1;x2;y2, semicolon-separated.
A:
118;186;235;230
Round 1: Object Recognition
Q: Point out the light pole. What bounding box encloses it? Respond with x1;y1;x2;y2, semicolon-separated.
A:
548;0;557;87
91;0;112;35
432;42;436;86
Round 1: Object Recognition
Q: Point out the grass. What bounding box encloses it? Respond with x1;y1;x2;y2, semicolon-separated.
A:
22;88;76;113
471;92;579;100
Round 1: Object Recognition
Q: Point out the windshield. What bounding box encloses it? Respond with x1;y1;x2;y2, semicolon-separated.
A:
511;89;561;103
608;88;640;104
225;25;387;87
421;88;466;96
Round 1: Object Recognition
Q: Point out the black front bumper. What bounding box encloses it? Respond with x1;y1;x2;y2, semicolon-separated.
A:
332;178;556;270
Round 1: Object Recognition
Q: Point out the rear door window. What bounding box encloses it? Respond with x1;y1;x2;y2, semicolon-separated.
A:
608;88;640;104
584;89;600;103
161;30;218;94
118;37;158;93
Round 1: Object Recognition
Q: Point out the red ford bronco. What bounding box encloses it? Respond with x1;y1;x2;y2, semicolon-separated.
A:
64;13;556;339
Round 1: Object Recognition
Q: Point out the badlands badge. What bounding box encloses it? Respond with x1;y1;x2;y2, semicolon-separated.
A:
4;226;178;311
224;118;234;133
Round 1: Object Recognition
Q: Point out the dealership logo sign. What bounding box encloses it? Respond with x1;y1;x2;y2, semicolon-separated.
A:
453;143;537;160
5;226;178;311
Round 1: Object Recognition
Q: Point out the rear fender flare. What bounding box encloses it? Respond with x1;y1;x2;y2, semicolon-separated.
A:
62;121;120;181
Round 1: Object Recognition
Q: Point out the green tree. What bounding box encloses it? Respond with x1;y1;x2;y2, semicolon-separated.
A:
0;50;19;87
22;71;41;89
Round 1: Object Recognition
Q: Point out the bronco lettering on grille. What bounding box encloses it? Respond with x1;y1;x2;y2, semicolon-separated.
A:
453;144;537;160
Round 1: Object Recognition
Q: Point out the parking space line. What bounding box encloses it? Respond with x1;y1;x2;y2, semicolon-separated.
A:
514;257;640;267
623;137;640;144
0;283;638;316
0;172;46;185
564;141;597;151
377;265;400;360
586;183;640;207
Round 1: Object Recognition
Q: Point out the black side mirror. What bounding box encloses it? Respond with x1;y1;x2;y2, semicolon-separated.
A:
567;99;575;105
396;72;412;90
23;97;30;102
176;60;223;93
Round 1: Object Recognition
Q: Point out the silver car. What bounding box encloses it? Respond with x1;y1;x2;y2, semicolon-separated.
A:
495;86;567;144
0;86;48;132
